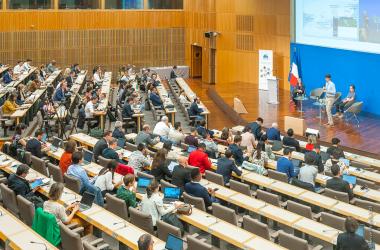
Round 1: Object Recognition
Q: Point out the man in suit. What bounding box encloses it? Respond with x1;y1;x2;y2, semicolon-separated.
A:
93;131;112;162
185;168;217;208
228;135;246;166
216;150;242;185
326;164;354;201
65;70;75;88
188;97;204;121
282;128;301;152
149;87;163;107
171;156;191;191
266;122;281;141
249;117;264;140
122;97;134;118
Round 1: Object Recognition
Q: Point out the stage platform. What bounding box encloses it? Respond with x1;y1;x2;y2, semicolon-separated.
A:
187;78;380;156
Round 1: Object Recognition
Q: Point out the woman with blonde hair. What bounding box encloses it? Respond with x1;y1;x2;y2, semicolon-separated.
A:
305;135;317;151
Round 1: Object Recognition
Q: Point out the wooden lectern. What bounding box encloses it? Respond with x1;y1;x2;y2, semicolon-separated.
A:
234;98;248;114
284;116;305;136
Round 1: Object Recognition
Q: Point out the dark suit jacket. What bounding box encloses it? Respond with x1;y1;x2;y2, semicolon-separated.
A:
282;136;301;152
170;70;177;79
53;87;65;102
150;92;162;106
216;157;242;184
102;147;121;163
184;181;212;207
326;177;354;200
26;138;43;158
112;128;125;139
336;232;369;250
189;102;203;116
122;103;133;118
249;122;262;140
327;146;345;159
8;174;32;197
3;72;12;84
228;143;245;166
150;161;172;182
172;165;191;190
93;138;108;162
66;76;74;87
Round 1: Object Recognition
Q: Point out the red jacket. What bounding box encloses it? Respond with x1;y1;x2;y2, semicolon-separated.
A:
188;149;211;174
115;163;135;176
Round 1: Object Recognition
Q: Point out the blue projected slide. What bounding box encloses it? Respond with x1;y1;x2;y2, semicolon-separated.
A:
296;0;380;54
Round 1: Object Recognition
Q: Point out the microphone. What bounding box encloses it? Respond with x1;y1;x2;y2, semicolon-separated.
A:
322;229;339;233
113;221;128;230
30;241;47;250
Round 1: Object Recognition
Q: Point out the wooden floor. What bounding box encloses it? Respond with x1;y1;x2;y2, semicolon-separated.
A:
187;78;380;155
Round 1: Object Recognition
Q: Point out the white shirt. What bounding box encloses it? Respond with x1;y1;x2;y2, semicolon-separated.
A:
168;128;185;145
85;101;95;118
94;171;114;191
153;121;171;137
141;192;175;226
13;65;23;74
23;62;30;71
93;72;102;84
325;80;336;98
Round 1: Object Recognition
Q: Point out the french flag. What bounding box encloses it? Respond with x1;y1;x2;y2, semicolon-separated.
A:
289;62;299;87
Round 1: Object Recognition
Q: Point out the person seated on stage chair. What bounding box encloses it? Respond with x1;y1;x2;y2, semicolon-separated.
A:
216;150;242;185
65;70;75;88
335;84;356;119
149;87;163;108
298;152;318;188
188;143;212;174
112;121;125;140
249;117;264;140
266;122;281;141
153;116;172;141
326;164;354;202
2;93;19;115
196;119;214;138
184;127;199;148
292;78;305;104
26;129;50;158
326;137;345;159
53;81;68;102
128;143;152;172
188;97;204;121
276;148;297;182
282;128;301;152
305;134;317;151
241;125;256;153
136;124;160;147
336;217;369;250
170;65;178;79
84;95;99;128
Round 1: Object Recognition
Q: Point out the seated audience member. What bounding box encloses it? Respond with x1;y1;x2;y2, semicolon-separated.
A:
220;127;233;145
141;180;182;228
122;97;134;118
162;141;177;161
93;131;112;162
249;117;264;140
248;141;268;175
138;234;154;250
168;122;185;145
335;84;356;118
150;149;171;182
44;183;79;224
196;120;214;138
305;135;317;151
93;66;103;85
12;123;27;149
188;143;212;174
53;81;68;102
151;73;161;87
298;152;318;187
276;148;297;181
67;152;104;206
228;135;247;166
327;137;345;159
8;164;37;197
3;69;15;84
184;127;199;148
47;60;57;73
185;168;217;208
216;150;242;184
282;128;301;152
59;140;77;174
39;64;47;80
16;84;27;105
336;217;369;250
136;124;159;147
149;87;163;107
116;174;138;208
128;143;151;172
13;61;24;75
326;164;354;201
172;156;191;190
241;125;256;153
65;70;75;88
312;144;324;173
84;96;99;127
26;129;49;158
153;116;172;140
95;160;122;196
266;122;281;141
112;121;125;140
261;135;275;160
325;149;348;174
170;65;178;79
72;63;81;75
102;138;124;164
201;133;218;158
188;97;204;120
2;94;19;115
179;90;190;106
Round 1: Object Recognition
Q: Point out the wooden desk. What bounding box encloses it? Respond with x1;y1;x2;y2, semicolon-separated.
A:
0;66;37;100
0;206;58;250
175;77;210;128
0;153;165;250
69;133;98;148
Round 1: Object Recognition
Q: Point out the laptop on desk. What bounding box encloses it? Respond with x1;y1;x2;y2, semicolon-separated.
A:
164;233;183;250
343;175;357;186
163;187;181;204
136;177;152;194
79;192;95;212
81;149;93;166
50;137;62;152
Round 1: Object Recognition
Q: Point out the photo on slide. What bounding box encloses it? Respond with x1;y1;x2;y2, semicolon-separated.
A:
359;0;380;43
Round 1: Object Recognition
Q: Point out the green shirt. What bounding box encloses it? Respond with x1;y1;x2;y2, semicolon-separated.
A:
116;186;137;208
